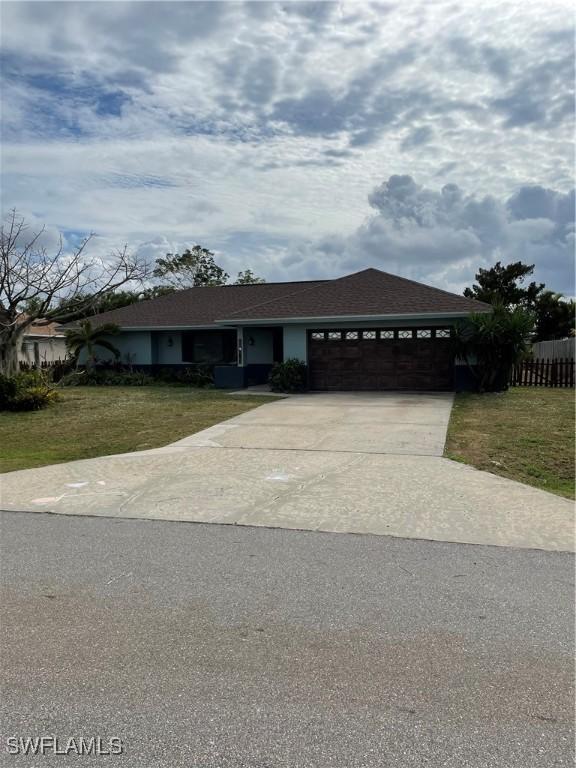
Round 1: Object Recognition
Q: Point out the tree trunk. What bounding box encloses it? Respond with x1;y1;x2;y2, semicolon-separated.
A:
0;326;22;377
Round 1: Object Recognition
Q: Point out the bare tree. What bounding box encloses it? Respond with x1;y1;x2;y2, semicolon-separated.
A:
0;209;148;376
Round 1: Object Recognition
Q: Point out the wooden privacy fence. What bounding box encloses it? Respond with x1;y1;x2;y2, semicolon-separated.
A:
511;358;575;388
19;358;68;371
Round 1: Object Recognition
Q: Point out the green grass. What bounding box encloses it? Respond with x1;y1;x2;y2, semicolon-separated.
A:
445;387;575;499
0;386;278;473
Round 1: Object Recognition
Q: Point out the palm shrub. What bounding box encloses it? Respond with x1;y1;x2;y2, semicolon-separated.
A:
0;370;59;411
452;306;534;392
64;320;121;369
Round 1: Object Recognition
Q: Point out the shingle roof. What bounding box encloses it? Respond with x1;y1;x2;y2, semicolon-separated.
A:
89;280;327;328
18;315;66;337
89;269;490;329
223;268;491;321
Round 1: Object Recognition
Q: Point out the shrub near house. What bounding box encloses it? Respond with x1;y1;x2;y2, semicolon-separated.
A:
59;364;214;388
269;359;308;393
452;306;533;392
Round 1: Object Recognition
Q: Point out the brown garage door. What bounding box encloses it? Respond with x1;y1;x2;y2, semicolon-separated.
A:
308;328;454;391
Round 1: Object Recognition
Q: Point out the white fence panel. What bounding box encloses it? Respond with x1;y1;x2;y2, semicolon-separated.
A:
531;338;575;361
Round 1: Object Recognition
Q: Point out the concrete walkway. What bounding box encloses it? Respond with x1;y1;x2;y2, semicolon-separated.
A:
1;393;573;551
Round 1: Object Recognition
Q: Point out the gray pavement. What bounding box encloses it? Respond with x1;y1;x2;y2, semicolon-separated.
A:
174;392;455;456
0;511;574;767
1;393;574;551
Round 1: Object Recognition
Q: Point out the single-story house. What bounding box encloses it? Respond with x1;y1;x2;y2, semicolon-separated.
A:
87;268;491;391
18;317;68;367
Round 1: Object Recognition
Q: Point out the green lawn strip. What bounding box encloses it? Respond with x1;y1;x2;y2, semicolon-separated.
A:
0;387;279;473
445;387;575;499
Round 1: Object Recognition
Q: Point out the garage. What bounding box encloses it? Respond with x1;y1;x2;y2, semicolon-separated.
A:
308;327;454;391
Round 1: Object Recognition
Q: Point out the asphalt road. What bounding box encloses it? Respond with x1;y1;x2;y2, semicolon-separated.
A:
0;510;573;767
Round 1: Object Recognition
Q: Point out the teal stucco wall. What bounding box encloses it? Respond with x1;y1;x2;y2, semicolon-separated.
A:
154;331;182;365
244;328;274;365
282;326;307;362
80;331;152;365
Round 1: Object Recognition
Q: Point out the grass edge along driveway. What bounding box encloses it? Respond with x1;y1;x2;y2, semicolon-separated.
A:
0;386;279;474
445;386;574;499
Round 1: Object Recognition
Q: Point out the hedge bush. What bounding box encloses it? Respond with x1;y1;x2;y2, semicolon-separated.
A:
268;358;308;393
59;365;214;388
153;366;214;388
60;369;155;387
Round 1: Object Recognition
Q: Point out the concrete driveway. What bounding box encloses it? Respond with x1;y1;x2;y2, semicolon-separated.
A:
1;393;573;551
172;391;454;456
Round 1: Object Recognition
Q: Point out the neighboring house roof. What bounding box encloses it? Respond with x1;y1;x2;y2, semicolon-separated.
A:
87;269;490;329
19;316;66;338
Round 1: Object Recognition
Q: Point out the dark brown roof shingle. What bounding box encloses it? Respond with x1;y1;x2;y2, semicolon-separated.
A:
89;280;326;328
88;269;490;328
223;268;491;320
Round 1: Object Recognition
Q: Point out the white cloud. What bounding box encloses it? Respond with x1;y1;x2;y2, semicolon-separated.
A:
281;175;575;293
0;0;573;293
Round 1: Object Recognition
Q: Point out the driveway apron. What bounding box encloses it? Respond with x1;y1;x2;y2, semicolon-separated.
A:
1;393;573;551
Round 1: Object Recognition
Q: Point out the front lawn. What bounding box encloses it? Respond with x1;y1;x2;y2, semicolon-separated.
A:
445;387;574;498
0;387;277;473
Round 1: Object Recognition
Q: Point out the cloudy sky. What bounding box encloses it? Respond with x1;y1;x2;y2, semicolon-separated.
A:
1;0;574;294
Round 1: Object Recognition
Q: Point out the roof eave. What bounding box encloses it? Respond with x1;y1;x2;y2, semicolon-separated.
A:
108;324;224;331
215;309;492;326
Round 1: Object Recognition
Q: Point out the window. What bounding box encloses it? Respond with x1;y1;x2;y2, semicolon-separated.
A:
416;329;431;339
380;330;394;339
345;331;359;340
435;328;451;338
398;330;413;339
311;332;325;340
181;330;237;364
362;331;376;340
328;331;341;340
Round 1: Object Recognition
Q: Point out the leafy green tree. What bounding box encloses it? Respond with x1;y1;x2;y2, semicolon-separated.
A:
55;286;177;321
463;260;575;341
533;291;576;341
56;290;140;320
153;247;228;289
141;286;176;300
463;261;544;309
235;270;265;285
64;320;121;369
452;306;534;392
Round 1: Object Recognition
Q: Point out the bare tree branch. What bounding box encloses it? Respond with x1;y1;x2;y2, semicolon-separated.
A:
0;209;149;375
